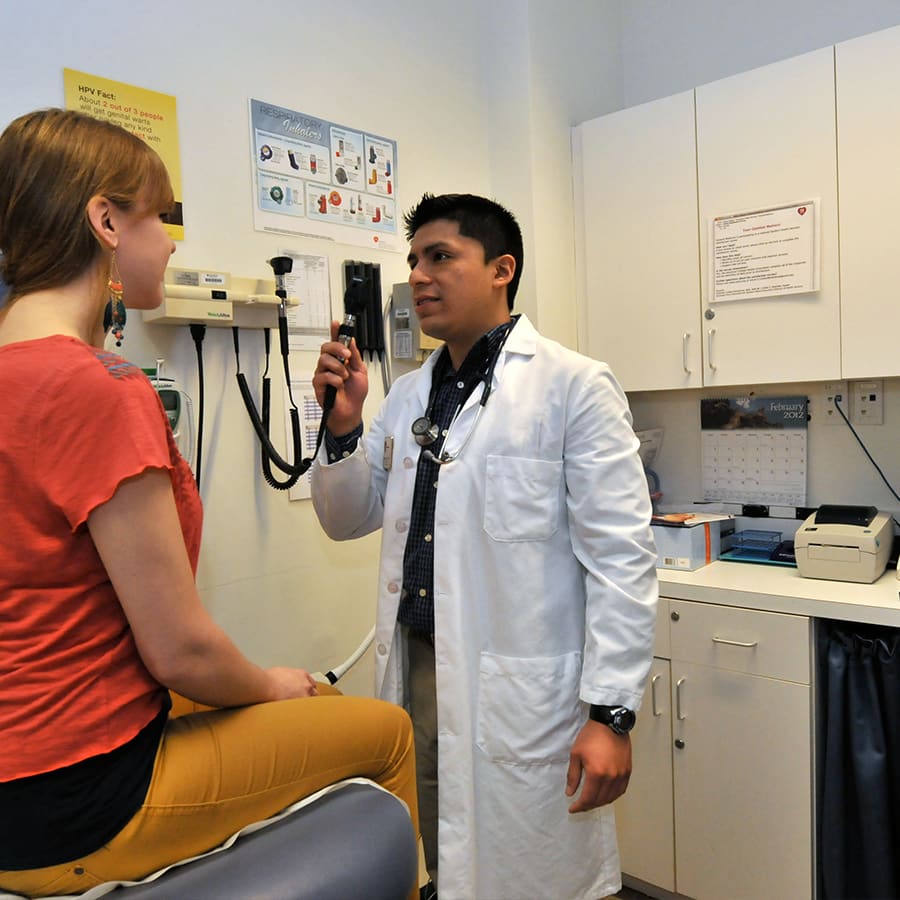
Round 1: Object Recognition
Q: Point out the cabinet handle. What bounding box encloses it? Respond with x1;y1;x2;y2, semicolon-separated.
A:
651;673;663;717
682;333;692;374
712;636;759;648
675;677;686;720
707;328;717;371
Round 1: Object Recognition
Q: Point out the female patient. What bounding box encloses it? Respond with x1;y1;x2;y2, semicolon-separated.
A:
0;108;418;899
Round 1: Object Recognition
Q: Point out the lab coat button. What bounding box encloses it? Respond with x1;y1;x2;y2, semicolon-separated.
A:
387;581;400;593
403;457;415;469
395;520;408;533
376;643;388;656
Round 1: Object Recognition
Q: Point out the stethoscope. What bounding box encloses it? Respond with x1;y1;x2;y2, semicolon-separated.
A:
410;319;514;465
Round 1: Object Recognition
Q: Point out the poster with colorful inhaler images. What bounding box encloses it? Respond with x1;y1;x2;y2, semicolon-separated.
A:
250;99;399;251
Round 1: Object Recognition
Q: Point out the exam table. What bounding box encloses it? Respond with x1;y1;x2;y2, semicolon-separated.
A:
0;779;417;900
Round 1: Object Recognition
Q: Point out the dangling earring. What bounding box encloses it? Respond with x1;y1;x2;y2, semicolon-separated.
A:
104;251;126;347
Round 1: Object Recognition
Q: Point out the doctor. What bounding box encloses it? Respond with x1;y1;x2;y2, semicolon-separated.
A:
312;193;658;900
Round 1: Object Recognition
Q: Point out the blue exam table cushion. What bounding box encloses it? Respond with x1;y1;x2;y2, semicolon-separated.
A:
0;778;416;900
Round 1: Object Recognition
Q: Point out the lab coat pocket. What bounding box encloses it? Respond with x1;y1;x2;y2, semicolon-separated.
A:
476;650;583;765
483;455;561;541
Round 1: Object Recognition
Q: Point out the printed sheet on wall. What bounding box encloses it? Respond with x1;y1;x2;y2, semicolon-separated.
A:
701;396;808;506
249;99;400;252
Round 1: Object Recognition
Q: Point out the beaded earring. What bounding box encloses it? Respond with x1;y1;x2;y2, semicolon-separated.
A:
103;251;126;347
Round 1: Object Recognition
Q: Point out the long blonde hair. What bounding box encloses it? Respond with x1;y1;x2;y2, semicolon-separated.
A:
0;108;174;302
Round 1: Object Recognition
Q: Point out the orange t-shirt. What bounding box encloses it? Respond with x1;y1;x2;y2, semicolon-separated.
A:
0;336;202;780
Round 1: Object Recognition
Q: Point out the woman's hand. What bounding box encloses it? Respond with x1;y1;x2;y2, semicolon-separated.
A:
265;666;320;699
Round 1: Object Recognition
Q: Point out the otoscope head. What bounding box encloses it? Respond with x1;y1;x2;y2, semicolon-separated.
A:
268;256;293;300
268;256;293;277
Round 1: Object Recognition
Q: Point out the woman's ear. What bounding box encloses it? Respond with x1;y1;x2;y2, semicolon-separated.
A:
86;195;118;252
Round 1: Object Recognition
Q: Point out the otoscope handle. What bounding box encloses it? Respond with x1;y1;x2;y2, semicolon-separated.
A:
336;316;355;348
278;306;290;358
323;315;356;416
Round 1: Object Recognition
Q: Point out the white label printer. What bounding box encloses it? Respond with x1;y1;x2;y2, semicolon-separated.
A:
794;505;893;584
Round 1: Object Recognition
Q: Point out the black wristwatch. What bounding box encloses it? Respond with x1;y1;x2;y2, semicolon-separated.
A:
589;705;636;735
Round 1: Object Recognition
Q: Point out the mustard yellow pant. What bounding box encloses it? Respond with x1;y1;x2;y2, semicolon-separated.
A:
0;689;419;899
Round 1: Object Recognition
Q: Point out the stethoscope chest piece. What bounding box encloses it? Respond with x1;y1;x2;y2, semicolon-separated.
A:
411;416;441;448
411;317;517;465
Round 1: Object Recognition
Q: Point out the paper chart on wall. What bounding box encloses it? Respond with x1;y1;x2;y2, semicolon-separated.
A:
281;251;331;352
700;396;808;506
284;378;322;502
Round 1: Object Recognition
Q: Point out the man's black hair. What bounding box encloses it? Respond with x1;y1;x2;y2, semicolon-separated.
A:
403;193;523;310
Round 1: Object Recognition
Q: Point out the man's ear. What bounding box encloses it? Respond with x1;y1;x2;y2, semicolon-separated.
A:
492;253;516;288
86;195;118;252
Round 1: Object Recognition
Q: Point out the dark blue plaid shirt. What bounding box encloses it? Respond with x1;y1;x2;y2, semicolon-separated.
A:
398;319;515;634
325;319;516;636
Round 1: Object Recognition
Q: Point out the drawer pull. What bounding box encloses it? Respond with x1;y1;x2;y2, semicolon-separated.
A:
682;333;692;374
676;677;686;720
651;673;662;717
712;636;758;648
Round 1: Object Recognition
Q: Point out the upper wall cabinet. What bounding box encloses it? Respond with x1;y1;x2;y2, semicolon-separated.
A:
574;90;702;391
695;46;841;387
836;25;900;379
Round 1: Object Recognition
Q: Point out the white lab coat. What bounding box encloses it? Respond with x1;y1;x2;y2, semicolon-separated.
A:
312;315;658;900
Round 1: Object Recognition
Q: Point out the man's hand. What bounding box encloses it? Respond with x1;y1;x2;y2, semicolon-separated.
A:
565;719;632;813
312;320;369;436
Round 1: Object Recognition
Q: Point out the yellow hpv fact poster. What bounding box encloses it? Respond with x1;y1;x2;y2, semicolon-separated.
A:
63;69;184;240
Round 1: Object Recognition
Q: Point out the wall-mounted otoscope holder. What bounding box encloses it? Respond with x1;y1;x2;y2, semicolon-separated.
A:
143;267;298;329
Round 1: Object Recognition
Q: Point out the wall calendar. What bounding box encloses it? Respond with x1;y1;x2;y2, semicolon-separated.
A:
701;396;808;506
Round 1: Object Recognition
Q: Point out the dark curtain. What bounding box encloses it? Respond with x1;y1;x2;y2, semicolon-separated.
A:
819;620;900;900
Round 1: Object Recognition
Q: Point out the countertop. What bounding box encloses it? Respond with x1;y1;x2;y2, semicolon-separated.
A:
658;560;900;627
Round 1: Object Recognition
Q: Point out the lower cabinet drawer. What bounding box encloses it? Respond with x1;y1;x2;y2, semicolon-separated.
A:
668;598;810;684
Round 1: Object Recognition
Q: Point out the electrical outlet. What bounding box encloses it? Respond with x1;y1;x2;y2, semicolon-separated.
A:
850;379;884;425
822;381;848;426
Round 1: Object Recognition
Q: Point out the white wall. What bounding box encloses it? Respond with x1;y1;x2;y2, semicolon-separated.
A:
7;0;900;695
629;380;900;522
484;0;623;347
1;0;620;695
0;0;503;695
619;0;900;107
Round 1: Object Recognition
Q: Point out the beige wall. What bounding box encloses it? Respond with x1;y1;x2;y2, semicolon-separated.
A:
5;1;900;694
0;0;619;695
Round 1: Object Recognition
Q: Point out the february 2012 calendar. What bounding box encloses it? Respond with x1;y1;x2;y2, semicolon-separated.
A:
701;396;808;506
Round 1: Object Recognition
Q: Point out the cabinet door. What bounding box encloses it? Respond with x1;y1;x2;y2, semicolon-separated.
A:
695;46;840;386
836;24;900;378
671;662;812;900
614;658;675;892
669;599;813;900
574;91;702;391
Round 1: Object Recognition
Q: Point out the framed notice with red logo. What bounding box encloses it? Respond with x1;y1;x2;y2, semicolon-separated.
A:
709;200;819;302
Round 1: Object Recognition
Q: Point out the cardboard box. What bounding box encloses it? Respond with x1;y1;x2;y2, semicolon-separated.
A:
651;514;733;571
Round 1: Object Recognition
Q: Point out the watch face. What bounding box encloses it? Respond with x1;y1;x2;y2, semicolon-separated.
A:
589;704;636;733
